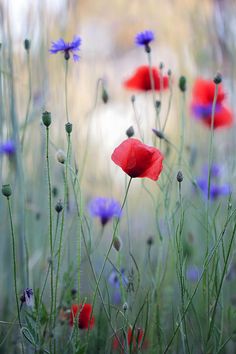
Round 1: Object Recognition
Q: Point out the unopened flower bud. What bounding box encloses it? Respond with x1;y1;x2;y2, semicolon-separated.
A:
113;236;122;252
55;200;63;213
177;171;183;183
152;128;165;140
155;100;161;109
71;288;77;299
179;76;187;92
131;95;135;103
42;111;51;127
65;122;72;134
2;184;12;198
167;69;172;77
56;149;66;164
24;39;30;51
214;72;222;84
147;236;154;246
123;302;128;312
159;62;164;70
126;126;135;138
102;87;109;104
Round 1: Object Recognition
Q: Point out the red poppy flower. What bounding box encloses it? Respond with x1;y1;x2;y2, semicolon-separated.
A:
69;303;95;329
111;138;164;181
191;78;233;129
113;326;147;353
123;65;169;91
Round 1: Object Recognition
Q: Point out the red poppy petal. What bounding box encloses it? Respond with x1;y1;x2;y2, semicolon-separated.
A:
192;78;225;104
111;138;164;180
123;65;168;92
203;106;233;128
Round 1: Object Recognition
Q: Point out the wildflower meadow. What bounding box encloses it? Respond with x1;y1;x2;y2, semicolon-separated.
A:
1;0;236;353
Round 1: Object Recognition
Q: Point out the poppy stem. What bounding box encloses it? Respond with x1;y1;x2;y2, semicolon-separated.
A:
147;52;161;132
6;197;22;329
178;89;186;167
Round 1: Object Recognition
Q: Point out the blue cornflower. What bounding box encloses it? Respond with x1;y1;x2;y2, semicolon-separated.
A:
0;140;16;156
191;103;222;120
49;36;82;61
108;268;128;304
135;30;155;47
196;164;231;200
88;197;121;226
186;266;200;282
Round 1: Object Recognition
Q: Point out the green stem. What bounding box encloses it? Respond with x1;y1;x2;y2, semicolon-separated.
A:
65;61;69;123
46;126;54;349
21;48;32;149
147;51;161;132
7;197;21;328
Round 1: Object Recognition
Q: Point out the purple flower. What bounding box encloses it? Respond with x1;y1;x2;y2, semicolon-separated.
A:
186;266;200;282
135;30;155;47
49;36;81;61
88;197;121;226
20;288;34;308
191;103;222;119
0;140;16;155
108;268;128;304
196;164;231;200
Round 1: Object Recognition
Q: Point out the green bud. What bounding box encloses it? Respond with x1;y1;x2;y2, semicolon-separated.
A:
102;88;109;104
113;236;122;252
42;111;51;127
65;122;72;134
2;184;12;198
55;200;63;213
177;171;183;183
126;126;134;138
213;72;222;85
24;39;31;51
179;76;187;92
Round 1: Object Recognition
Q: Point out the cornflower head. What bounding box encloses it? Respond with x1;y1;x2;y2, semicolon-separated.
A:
88;197;122;226
108;268;128;304
196;164;231;200
135;30;155;52
0;140;16;156
49;36;81;61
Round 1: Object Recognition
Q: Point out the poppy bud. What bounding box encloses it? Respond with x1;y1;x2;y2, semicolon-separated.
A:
155;100;161;109
213;72;222;85
131;95;135;103
65;122;72;134
113;236;122;251
24;39;30;51
177;171;183;183
55;200;63;213
152;128;165;140
126;126;135;138
71;288;77;299
102;87;109;104
42;111;51;127
2;184;12;198
167;69;172;77
56;149;66;164
52;186;58;198
147;236;154;246
123;302;128;312
159;62;164;70
179;76;187;92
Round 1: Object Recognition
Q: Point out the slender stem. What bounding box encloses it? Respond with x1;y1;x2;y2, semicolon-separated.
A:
7;197;21;328
65;61;69;123
45;126;54;348
147;51;161;132
21;48;32;149
53;132;71;354
178;91;186;167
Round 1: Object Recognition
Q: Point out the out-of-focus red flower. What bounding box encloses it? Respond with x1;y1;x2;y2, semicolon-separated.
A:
191;78;233;129
111;138;164;181
69;303;95;329
113;326;147;353
123;65;169;91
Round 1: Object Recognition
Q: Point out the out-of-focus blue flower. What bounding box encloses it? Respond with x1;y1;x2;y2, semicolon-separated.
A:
20;288;34;308
108;268;128;304
191;103;221;119
135;30;154;47
0;140;16;156
88;197;121;226
186;266;200;282
49;36;81;61
196;164;231;200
